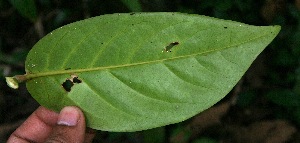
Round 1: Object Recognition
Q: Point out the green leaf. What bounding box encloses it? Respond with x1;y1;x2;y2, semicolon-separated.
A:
9;0;37;22
9;13;280;131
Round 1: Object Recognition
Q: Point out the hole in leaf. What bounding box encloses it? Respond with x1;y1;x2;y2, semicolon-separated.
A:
163;41;179;52
73;77;82;83
61;75;82;92
62;79;73;92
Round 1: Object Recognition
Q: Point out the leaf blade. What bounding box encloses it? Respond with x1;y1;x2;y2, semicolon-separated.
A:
23;13;280;131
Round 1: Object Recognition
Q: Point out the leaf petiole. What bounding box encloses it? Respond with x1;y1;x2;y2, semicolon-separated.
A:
5;74;27;89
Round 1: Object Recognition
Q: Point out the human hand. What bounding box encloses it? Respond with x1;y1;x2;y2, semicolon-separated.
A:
7;106;95;143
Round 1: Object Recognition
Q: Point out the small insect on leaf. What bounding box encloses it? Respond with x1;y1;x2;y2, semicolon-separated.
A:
163;42;179;52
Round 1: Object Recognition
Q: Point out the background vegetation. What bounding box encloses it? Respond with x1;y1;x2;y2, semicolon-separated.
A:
0;0;300;142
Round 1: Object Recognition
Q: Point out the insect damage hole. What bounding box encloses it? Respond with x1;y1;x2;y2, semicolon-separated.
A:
62;79;73;92
62;75;82;92
73;77;82;83
163;41;179;53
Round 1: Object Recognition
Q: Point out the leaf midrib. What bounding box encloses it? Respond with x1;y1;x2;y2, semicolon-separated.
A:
25;30;270;80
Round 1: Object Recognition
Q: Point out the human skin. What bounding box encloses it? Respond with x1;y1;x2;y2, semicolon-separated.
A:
7;106;95;143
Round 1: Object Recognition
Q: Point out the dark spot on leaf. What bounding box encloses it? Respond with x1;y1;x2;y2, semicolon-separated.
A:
65;68;71;70
62;79;73;92
224;27;228;29
73;77;82;83
61;75;82;92
163;41;179;52
130;13;135;15
101;42;104;44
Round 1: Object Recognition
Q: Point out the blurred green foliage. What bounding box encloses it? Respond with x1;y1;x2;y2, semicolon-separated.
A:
9;0;38;22
143;127;165;143
121;0;142;12
1;0;300;142
192;137;218;143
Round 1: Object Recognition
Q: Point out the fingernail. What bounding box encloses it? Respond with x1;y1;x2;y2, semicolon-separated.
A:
57;106;79;126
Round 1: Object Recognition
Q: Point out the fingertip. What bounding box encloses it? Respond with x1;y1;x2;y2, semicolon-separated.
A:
46;106;86;143
57;106;81;126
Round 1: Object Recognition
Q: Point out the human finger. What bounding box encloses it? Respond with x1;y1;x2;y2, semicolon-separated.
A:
7;106;59;143
45;106;86;143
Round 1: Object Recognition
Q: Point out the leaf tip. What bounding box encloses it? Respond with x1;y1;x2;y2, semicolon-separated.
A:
5;77;19;89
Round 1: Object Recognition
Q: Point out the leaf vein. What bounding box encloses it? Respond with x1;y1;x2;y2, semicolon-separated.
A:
82;79;136;117
25;30;272;80
44;30;70;70
88;27;130;67
60;25;102;68
162;62;210;90
127;21;187;62
107;71;178;104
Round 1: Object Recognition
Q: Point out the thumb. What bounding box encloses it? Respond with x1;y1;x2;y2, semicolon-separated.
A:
46;106;86;143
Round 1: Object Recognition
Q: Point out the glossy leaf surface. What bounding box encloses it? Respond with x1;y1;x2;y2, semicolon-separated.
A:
24;13;280;131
